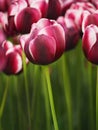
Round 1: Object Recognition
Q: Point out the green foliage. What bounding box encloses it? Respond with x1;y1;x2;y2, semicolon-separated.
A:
0;42;96;130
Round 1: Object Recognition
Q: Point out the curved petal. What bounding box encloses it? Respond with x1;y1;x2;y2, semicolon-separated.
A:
3;48;22;75
38;23;65;59
29;34;56;64
82;24;98;60
14;7;41;33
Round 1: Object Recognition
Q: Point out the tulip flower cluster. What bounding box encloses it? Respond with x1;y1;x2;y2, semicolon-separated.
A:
0;0;98;75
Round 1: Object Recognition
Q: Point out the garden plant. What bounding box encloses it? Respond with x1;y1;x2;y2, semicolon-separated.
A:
0;0;96;130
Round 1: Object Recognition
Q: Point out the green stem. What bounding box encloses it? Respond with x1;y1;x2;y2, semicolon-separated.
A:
96;67;98;130
31;65;40;119
61;54;73;130
22;52;31;129
88;62;95;130
13;76;22;130
0;77;9;119
76;76;81;130
41;68;51;130
42;66;59;130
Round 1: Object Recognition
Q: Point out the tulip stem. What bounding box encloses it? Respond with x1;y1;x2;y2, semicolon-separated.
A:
88;62;95;130
41;68;51;130
0;76;9;119
22;52;31;129
42;66;59;130
61;54;73;130
96;67;98;130
13;76;22;130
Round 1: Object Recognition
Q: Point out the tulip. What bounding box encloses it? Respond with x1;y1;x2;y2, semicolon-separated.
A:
82;10;98;33
57;16;80;51
2;41;23;75
47;0;62;19
9;0;49;34
65;2;96;30
82;24;98;64
20;18;65;65
14;7;41;34
28;0;49;17
70;2;96;13
8;0;28;16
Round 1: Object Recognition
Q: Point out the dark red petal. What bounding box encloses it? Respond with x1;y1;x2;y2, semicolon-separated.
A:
14;7;41;33
3;49;22;75
29;34;56;64
82;25;97;58
39;23;65;59
0;47;6;71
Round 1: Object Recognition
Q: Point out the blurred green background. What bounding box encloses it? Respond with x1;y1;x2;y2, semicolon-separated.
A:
0;42;96;130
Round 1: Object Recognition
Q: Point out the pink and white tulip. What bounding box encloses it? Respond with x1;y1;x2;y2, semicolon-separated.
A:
57;16;80;51
1;41;23;75
82;24;98;64
82;10;98;32
20;18;65;65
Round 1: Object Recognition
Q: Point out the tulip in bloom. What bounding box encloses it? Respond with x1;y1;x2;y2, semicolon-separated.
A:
10;0;49;34
57;16;80;51
82;24;98;64
82;10;98;32
20;18;65;65
65;2;96;31
1;41;23;75
14;7;41;33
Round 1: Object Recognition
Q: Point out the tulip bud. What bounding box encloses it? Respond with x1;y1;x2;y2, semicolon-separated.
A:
82;24;98;64
2;41;23;75
82;11;98;33
57;16;80;51
14;7;41;34
20;18;65;65
65;2;96;31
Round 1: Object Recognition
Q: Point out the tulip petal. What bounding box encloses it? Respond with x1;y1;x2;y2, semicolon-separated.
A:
38;23;65;59
3;48;22;74
82;25;98;57
29;34;56;64
88;42;98;64
14;7;41;33
0;47;6;71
